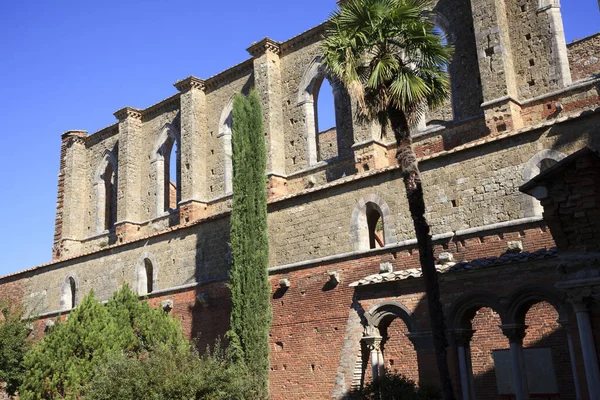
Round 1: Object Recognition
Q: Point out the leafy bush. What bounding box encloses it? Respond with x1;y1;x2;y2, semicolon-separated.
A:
86;344;256;400
0;300;30;396
362;372;442;400
19;285;188;399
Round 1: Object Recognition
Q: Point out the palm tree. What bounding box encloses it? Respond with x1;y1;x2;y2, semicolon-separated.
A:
321;0;455;399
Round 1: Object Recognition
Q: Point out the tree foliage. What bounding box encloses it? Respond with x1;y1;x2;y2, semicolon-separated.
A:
19;285;187;399
226;89;272;398
322;1;454;398
0;300;30;396
361;372;442;400
86;343;254;400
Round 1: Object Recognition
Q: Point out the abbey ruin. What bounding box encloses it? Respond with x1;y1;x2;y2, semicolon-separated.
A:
2;0;600;398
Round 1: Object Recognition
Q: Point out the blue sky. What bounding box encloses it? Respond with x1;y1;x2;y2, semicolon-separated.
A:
0;0;598;277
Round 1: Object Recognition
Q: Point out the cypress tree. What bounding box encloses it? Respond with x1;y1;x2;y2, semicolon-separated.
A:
227;89;271;398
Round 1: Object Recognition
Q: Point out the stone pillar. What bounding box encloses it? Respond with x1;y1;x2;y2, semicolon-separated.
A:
247;38;287;197
113;107;143;242
174;76;209;222
537;0;572;88
53;130;87;260
469;0;523;134
558;319;582;400
362;335;384;380
500;324;529;400
453;329;476;400
568;290;600;400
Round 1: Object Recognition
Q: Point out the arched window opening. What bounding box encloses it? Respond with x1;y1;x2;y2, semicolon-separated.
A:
366;203;384;249
153;123;181;216
95;150;117;233
103;162;116;230
164;138;180;211
314;77;338;161
144;259;154;294
522;150;566;217
69;277;76;309
351;195;396;251
219;101;234;194
60;274;78;311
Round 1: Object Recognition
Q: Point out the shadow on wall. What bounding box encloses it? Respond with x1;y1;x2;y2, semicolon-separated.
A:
343;279;580;400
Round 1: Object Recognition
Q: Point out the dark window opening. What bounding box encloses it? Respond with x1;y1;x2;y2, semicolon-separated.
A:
538;158;558;172
144;259;154;294
69;277;76;309
366;203;384;249
163;138;180;212
103;163;116;230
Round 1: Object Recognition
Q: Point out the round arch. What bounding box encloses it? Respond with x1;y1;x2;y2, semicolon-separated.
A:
135;251;159;296
447;291;507;329
60;273;79;311
522;149;567;217
506;285;567;325
366;301;419;333
350;194;397;251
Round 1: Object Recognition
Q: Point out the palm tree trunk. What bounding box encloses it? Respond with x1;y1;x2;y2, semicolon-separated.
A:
388;107;455;400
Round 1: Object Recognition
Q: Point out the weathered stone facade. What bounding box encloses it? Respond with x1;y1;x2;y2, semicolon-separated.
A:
2;0;600;399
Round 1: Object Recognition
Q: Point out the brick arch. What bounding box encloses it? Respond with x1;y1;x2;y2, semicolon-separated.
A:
506;285;567;325
217;96;235;194
152;122;181;215
135;251;159;296
60;273;79;311
350;194;397;251
365;301;419;333
447;291;507;329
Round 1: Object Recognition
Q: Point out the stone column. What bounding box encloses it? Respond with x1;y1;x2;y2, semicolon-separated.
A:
247;38;287;197
557;319;582;400
362;335;384;380
469;0;523;134
500;324;529;400
568;290;600;400
537;0;572;88
53;130;88;260
174;76;209;222
114;106;143;242
453;329;476;400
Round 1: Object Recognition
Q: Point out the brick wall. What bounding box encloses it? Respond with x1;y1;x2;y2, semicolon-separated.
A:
568;33;600;82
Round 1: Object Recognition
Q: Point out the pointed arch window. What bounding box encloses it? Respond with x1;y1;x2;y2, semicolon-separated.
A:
94;150;118;233
137;257;156;296
351;195;397;251
218;99;234;194
153;123;181;215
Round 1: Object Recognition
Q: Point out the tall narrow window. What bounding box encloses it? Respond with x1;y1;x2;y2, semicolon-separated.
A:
145;259;154;294
366;204;384;249
69;277;76;309
95;150;117;233
315;77;338;161
153;123;180;216
103;162;116;230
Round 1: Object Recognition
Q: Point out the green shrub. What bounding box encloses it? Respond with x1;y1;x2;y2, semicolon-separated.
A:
0;300;30;396
362;372;442;400
86;344;255;400
19;285;188;399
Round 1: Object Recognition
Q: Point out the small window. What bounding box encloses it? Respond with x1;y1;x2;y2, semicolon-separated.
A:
145;259;154;294
538;158;558;173
69;277;76;309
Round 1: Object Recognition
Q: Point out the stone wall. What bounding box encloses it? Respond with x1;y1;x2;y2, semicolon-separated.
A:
568;33;600;82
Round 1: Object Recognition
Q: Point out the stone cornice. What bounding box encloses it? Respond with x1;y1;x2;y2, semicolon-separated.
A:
86;123;119;147
204;59;254;92
141;94;180;121
113;106;143;122
247;37;281;58
280;22;327;55
174;76;205;92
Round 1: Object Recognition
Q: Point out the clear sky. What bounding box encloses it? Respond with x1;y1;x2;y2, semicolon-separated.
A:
0;0;598;277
